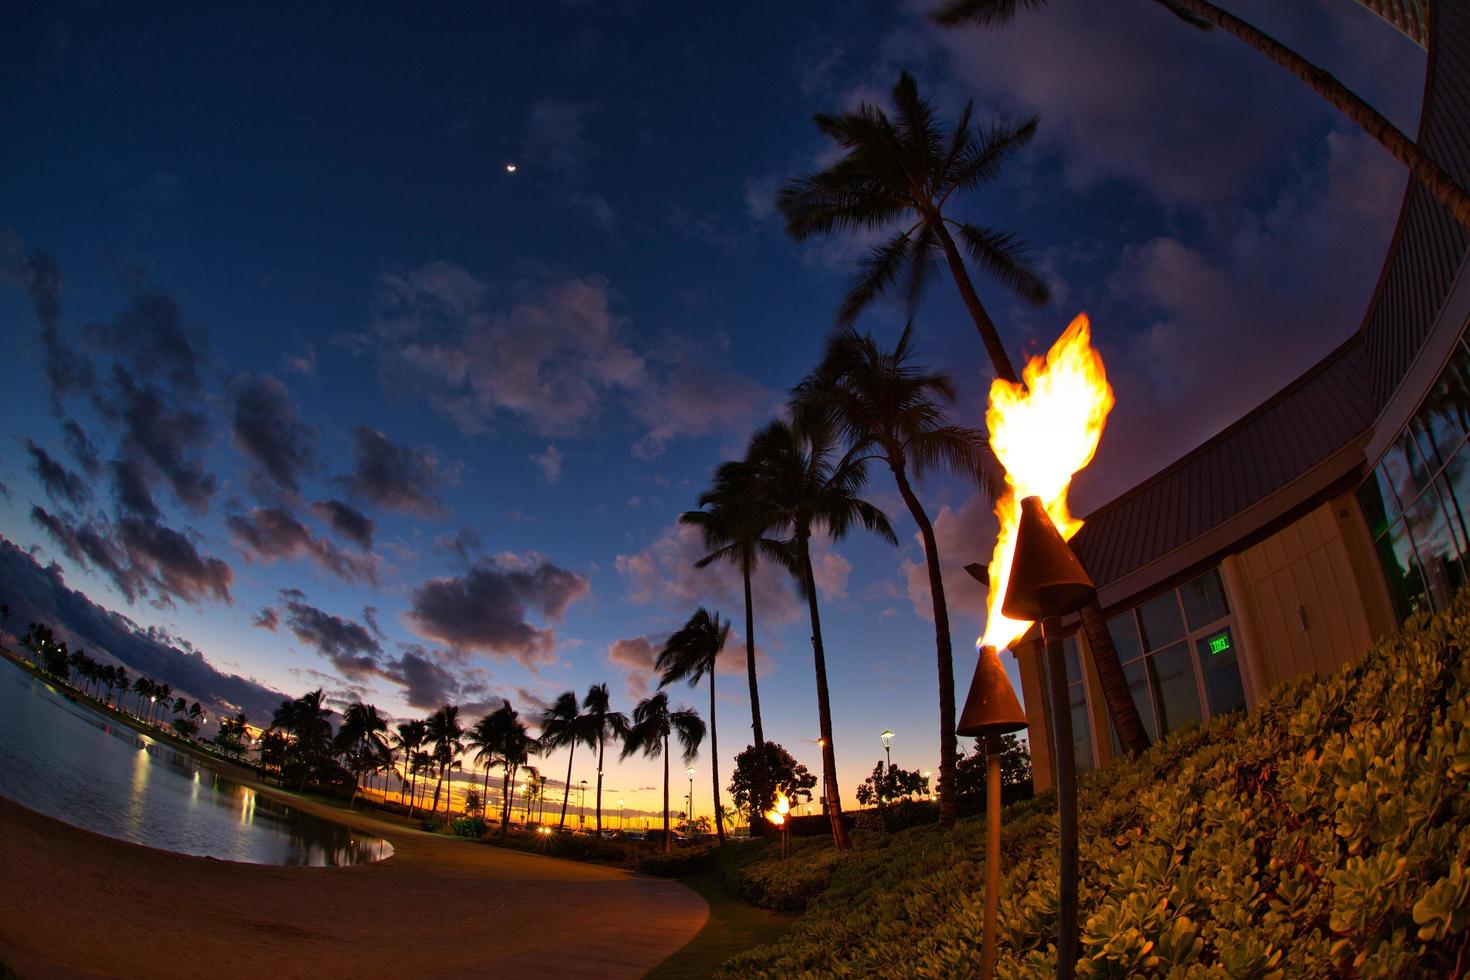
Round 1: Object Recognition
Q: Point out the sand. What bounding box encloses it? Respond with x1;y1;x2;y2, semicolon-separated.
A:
0;787;708;979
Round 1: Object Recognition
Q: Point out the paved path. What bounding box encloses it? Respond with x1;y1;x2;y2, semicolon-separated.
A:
0;793;708;979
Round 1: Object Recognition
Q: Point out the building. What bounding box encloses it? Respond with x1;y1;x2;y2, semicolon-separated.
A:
1015;2;1470;791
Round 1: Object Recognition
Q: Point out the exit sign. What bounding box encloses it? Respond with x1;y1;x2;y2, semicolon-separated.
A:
1207;633;1232;656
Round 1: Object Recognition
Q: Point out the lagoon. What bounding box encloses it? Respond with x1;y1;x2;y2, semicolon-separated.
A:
0;659;391;866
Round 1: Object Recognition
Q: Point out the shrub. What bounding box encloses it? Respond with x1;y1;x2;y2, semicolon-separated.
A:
717;836;853;911
639;845;717;877
719;593;1470;977
451;816;488;838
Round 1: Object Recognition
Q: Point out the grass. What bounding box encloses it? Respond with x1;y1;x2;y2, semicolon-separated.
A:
715;593;1470;977
645;868;799;978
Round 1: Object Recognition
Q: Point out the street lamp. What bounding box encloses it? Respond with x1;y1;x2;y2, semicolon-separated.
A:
619;799;625;831
579;779;587;826
686;766;696;829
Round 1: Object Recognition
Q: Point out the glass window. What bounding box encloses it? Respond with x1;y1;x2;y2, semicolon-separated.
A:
1069;684;1093;771
1138;593;1185;651
1404;480;1465;609
1439;444;1470;563
1180;570;1229;630
1106;613;1145;663
1198;627;1246;717
1062;635;1083;686
1394;430;1433;507
1145;642;1202;735
1358;469;1398;538
1415;369;1470;470
1122;657;1158;742
1376;518;1429;621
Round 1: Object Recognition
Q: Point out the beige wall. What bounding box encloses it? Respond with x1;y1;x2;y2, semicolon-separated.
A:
1226;492;1396;697
1019;491;1396;792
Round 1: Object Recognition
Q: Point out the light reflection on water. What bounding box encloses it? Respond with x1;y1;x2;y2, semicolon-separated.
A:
0;659;392;866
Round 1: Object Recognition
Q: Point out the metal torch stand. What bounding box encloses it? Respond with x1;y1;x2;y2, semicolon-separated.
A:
1042;615;1078;979
982;735;1003;980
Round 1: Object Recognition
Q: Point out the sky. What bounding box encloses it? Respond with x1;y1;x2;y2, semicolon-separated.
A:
0;1;1428;822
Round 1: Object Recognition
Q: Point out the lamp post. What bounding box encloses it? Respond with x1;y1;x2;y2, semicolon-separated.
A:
998;495;1097;980
619;799;625;831
578;779;587;827
686;766;696;830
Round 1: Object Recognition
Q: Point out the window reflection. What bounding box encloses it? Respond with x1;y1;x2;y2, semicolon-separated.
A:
1198;627;1246;717
1180;570;1229;631
1138;593;1185;650
1146;642;1202;733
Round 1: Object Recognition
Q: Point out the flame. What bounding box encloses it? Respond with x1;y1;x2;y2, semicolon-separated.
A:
978;313;1114;652
764;788;791;826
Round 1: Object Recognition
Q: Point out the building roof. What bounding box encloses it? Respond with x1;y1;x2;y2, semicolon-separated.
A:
1070;1;1470;598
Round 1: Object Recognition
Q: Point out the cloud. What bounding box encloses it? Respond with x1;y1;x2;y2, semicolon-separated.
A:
1075;126;1406;503
108;458;159;520
614;522;799;624
630;361;776;459
102;365;216;513
0;536;286;720
1;231;93;414
25;438;91;508
530;445;563;484
900;494;991;626
227;507;380;586
30;506;139;602
85;288;203;394
405;552;590;665
282;340;316;378
309;499;376;550
372;270;645;437
253;606;280;631
608;628;770;702
341;426;456;518
433;526;482;562
381;647;461;711
523;97;597;179
61;418;101;477
116;516;233;606
230;374;314;493
278;589;384;680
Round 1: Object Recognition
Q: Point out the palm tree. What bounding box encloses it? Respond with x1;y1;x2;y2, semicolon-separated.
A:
777;70;1048;382
794;323;996;829
930;0;1470;229
786;68;1149;759
747;416;896;850
152;684;172;727
132;677;151;718
466;712;504;818
482;701;538;836
391;720;428;813
622;692;706;853
269;689;334;788
680;455;780;832
539;692;597;830
425;705;465;818
581;683;628;838
334;702;389;804
657;608;731;844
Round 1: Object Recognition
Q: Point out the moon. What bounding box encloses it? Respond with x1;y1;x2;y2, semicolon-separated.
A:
504;163;518;174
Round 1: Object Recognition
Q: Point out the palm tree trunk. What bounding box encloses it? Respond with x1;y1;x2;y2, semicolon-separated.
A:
1080;601;1150;756
558;743;576;828
482;761;492;816
500;767;513;836
800;535;851;850
662;733;672;854
595;733;605;838
931;219;1019;382
431;765;445;818
710;672;724;843
1173;0;1470;230
742;564;771;837
891;464;961;829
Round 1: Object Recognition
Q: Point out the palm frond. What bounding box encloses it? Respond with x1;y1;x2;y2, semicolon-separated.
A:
954;222;1049;305
837;226;924;327
941;116;1039;198
928;0;1050;28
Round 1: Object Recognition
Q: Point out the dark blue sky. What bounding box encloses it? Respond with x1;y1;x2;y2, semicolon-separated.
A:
0;1;1426;810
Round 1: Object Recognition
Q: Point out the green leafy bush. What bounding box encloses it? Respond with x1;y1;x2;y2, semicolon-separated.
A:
451;816;488;838
717;835;857;910
720;595;1470;977
639;845;717;877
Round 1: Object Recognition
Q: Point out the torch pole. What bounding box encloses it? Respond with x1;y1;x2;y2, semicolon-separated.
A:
1042;615;1079;979
981;734;1003;980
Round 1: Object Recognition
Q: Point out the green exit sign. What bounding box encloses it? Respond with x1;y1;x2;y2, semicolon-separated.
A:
1207;633;1232;656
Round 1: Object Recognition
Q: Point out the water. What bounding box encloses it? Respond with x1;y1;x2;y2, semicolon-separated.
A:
0;659;393;866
